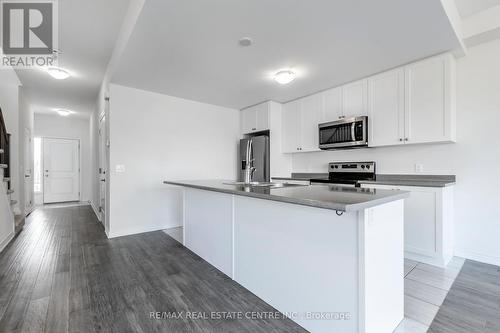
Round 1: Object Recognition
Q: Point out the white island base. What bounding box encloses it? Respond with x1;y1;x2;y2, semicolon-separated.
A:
181;188;404;333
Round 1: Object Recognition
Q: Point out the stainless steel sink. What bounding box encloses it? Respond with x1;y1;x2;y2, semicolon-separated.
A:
223;181;305;188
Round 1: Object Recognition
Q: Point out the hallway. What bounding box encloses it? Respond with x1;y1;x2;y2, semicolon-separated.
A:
0;205;306;333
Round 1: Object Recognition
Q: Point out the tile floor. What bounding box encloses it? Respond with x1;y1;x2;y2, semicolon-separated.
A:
395;257;465;333
163;227;465;333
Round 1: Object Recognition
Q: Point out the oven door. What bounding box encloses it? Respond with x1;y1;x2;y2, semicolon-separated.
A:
318;116;368;150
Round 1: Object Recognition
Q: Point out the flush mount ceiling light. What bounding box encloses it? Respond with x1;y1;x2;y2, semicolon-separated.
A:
57;109;72;116
238;37;253;47
274;70;296;85
47;67;70;80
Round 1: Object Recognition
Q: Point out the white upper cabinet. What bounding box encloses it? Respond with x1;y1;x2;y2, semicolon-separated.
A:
405;54;456;144
281;96;321;153
281;53;456;152
300;94;321;152
240;102;270;134
320;87;343;123
342;79;368;119
368;68;405;147
282;99;301;153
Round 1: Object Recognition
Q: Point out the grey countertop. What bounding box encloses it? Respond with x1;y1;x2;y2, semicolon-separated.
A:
163;180;409;212
272;173;456;188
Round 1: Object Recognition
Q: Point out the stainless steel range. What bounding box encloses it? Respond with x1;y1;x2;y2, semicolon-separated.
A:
310;162;376;187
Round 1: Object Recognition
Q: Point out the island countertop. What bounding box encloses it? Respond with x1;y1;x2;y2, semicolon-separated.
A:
163;180;409;212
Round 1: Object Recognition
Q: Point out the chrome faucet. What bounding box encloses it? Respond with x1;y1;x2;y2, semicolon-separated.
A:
243;138;256;184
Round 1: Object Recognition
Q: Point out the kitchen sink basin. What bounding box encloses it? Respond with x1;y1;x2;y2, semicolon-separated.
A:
223;181;306;188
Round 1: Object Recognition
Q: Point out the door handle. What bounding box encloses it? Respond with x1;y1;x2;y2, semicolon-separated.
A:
100;179;106;182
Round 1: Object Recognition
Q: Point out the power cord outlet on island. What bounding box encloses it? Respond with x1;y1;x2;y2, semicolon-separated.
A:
414;163;424;173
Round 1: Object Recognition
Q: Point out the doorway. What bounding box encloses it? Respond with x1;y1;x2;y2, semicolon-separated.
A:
24;128;34;214
98;114;107;226
42;138;81;204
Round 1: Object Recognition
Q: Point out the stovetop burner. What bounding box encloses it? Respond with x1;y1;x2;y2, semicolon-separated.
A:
310;162;376;187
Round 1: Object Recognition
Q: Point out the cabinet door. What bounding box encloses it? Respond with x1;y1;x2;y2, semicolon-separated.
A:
240;108;257;134
404;190;437;256
320;87;343;122
281;100;301;153
405;55;454;144
255;102;270;131
368;69;405;147
342;79;368;118
300;94;321;152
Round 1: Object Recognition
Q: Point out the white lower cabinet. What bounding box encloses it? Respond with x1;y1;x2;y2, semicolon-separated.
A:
361;184;454;267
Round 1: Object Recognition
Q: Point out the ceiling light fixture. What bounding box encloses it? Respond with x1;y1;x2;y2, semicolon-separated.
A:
274;70;296;85
47;67;70;80
238;37;253;47
57;109;72;116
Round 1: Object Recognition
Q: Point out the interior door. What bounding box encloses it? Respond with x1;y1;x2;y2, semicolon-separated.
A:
98;115;107;225
24;128;34;213
43;138;80;203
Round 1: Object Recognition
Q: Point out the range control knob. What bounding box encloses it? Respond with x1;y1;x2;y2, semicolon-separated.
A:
366;165;371;169
361;165;365;169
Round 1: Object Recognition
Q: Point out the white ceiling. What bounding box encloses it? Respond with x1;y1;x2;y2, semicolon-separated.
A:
455;0;500;17
111;0;462;110
16;0;130;118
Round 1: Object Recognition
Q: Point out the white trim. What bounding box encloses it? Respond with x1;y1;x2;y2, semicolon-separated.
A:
90;202;101;221
455;249;500;267
107;224;173;239
0;232;14;253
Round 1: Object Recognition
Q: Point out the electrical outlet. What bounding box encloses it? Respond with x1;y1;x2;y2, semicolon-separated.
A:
415;163;424;173
115;164;126;173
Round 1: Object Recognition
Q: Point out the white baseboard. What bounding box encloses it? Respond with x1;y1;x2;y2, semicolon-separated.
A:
107;224;170;239
454;249;500;267
90;202;101;221
0;232;14;253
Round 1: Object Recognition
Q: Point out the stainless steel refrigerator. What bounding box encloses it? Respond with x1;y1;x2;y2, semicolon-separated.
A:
239;135;270;182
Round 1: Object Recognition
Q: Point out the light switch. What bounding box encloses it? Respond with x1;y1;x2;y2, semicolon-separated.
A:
415;163;424;173
115;164;126;173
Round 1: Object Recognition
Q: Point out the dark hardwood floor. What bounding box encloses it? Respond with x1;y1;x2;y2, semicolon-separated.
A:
0;205;307;333
429;260;500;333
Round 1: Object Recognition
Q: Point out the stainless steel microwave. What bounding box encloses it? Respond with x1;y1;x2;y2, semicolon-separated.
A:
318;116;368;150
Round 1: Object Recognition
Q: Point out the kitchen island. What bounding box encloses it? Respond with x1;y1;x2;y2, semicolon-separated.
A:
163;180;409;333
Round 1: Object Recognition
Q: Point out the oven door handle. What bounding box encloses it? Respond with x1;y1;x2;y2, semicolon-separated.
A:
351;123;356;141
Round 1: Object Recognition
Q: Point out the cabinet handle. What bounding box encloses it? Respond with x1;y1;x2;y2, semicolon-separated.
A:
252;128;256;131
399;138;403;142
405;138;409;141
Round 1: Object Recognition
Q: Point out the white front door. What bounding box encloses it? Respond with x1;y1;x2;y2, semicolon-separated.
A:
43;138;80;204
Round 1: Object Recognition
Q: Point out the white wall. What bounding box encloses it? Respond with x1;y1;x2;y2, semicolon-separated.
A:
107;83;239;238
34;114;92;203
291;39;500;265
